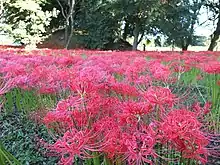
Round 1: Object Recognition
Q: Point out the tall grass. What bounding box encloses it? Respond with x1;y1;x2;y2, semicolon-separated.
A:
0;141;21;165
3;89;57;115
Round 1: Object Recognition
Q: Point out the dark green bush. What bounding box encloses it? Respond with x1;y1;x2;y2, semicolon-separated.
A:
0;112;59;165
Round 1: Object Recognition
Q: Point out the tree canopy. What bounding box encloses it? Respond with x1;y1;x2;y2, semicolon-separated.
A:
0;0;218;50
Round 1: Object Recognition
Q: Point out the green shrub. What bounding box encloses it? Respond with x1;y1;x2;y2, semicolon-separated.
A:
0;112;58;165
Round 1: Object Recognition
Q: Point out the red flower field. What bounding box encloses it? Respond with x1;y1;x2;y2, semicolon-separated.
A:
0;48;219;165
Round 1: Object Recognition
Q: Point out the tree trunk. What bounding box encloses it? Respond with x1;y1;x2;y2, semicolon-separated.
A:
208;13;220;51
64;23;69;46
65;19;73;49
182;45;188;51
137;32;144;45
181;11;196;51
143;44;146;51
65;0;75;49
208;33;220;51
132;23;140;50
181;37;190;51
56;0;69;46
123;21;129;40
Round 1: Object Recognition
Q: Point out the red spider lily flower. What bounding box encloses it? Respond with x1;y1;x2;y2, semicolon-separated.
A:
192;102;212;116
56;100;70;111
111;82;140;98
217;80;220;86
70;77;99;96
85;95;119;118
159;109;209;163
123;101;152;117
10;75;30;89
0;63;26;77
170;62;191;73
148;61;171;81
1;49;219;165
123;131;156;165
200;61;220;74
43;110;72;129
95;119;125;158
0;79;15;95
124;57;148;82
50;129;97;165
44;95;88;129
55;56;75;66
118;101;152;125
38;85;58;94
134;75;152;86
143;86;176;108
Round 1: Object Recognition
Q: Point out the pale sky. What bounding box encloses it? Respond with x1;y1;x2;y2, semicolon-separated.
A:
195;6;216;36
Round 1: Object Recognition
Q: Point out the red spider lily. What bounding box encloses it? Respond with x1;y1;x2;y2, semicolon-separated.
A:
170;61;191;73
111;82;140;98
192;102;212;116
135;75;152;86
1;49;219;165
118;101;152;126
0;79;15;95
148;60;171;81
43;96;86;130
0;63;26;78
43;110;73;129
122;101;152;117
70;77;100;96
217;80;220;86
159;109;209;163
123;131;156;165
143;86;176;110
50;129;100;165
200;61;220;74
124;57;148;82
93;118;126;158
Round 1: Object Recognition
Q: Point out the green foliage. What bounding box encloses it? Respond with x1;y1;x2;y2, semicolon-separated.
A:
3;88;57;115
180;68;201;85
157;0;204;50
113;0;160;31
0;0;213;49
0;112;58;164
0;141;21;165
112;0;160;49
191;35;208;46
75;0;120;49
177;68;220;132
202;73;220;131
1;0;59;47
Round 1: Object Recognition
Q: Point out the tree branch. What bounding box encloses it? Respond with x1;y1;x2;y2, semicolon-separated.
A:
137;32;144;45
56;0;67;19
65;0;75;49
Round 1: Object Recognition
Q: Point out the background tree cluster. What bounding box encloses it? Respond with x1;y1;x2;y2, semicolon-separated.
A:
1;0;220;51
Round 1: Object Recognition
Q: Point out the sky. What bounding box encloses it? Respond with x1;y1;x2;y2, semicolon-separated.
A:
195;6;216;36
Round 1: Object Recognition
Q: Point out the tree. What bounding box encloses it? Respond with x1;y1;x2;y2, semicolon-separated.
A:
155;36;162;47
191;35;208;46
112;0;160;50
54;0;76;49
157;0;203;50
73;0;121;49
43;0;120;49
205;0;220;51
0;0;58;48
